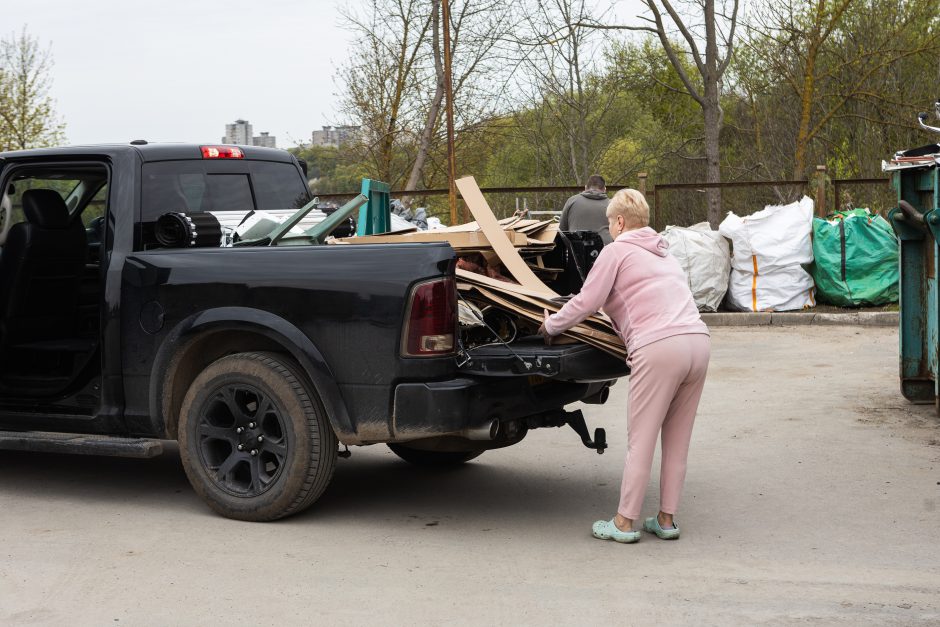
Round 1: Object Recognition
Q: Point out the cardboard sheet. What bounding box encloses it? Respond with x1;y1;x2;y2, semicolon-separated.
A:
456;176;557;296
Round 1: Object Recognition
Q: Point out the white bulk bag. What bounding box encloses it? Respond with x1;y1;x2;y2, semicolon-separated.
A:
718;196;816;312
661;222;730;312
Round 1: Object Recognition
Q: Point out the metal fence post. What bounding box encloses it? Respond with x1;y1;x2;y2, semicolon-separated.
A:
653;185;659;232
638;172;647;197
815;165;827;217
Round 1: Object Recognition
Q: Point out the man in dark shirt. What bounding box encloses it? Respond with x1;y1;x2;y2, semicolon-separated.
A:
560;174;611;245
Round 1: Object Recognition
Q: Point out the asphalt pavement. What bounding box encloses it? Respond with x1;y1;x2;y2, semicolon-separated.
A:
1;325;938;626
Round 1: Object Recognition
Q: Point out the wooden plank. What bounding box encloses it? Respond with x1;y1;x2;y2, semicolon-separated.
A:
458;282;625;357
479;288;620;343
335;230;527;248
456;176;557;296
456;268;556;301
471;287;626;359
478;287;618;337
455;268;613;325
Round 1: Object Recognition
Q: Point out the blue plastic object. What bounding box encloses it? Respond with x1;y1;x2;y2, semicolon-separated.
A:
888;166;940;410
356;179;391;236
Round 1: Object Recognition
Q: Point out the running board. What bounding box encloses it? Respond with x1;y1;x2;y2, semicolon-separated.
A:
0;430;163;458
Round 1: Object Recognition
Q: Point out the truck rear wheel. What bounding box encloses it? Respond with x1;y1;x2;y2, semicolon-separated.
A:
178;351;337;521
387;443;483;466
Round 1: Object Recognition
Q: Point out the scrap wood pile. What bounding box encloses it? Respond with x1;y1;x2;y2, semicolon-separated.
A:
455;269;626;359
334;176;626;360
335;209;559;281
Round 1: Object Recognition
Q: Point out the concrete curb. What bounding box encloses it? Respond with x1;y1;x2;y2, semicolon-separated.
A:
701;311;898;327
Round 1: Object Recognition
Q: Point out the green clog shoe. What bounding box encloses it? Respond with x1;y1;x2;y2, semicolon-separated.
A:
592;519;640;543
643;516;680;540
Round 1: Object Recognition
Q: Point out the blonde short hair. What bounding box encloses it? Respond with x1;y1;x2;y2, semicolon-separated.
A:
606;188;649;228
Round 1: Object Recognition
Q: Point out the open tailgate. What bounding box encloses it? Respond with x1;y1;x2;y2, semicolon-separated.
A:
458;337;629;382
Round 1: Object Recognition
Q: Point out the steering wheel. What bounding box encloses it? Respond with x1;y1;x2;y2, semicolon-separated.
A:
0;191;11;246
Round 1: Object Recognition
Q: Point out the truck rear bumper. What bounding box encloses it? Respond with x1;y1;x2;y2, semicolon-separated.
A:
391;375;612;441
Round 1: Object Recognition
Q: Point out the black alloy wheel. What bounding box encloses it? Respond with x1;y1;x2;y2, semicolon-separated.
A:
195;382;288;497
178;352;337;521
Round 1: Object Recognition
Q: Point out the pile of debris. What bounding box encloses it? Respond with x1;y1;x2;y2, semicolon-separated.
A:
332;176;626;360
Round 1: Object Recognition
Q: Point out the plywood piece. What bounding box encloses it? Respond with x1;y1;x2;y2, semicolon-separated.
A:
471;287;625;359
456;268;554;301
337;230;527;249
478;287;620;341
455;268;613;324
456;176;557;296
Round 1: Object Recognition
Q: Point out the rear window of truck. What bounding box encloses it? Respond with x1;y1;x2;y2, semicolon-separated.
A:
140;160;310;223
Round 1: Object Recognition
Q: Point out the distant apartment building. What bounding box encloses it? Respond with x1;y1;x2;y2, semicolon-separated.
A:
222;119;277;148
310;125;360;148
253;132;276;148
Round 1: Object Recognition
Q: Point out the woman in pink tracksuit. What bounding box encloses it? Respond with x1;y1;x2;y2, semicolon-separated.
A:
539;188;710;543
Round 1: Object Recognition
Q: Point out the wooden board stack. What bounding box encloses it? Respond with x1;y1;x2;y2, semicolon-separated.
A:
453;177;626;360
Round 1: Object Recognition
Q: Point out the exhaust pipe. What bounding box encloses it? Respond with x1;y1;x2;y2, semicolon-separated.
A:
582;385;610;405
460;419;500;441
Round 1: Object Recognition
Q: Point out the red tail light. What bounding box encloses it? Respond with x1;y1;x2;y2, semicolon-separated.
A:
402;277;457;357
201;145;245;159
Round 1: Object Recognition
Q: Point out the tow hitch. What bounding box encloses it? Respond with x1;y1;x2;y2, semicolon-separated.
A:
525;409;607;454
567;410;607;454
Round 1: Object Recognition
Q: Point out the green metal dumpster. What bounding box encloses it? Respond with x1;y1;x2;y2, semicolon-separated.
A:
887;155;940;410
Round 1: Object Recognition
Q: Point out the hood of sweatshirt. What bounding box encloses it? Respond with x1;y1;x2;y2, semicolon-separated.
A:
614;226;669;257
580;190;608;201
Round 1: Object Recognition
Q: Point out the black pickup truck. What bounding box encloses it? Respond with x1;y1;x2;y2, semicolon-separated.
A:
0;142;628;521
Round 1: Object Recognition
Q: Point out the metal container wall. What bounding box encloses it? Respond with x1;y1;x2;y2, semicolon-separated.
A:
888;165;940;410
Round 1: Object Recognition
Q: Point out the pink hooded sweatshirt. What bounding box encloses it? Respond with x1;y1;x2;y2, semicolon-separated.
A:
544;227;708;354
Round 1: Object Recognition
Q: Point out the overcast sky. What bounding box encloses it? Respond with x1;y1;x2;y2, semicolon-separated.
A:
5;0;358;147
6;0;648;149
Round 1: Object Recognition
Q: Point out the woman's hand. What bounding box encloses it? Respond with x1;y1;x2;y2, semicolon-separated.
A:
537;309;554;346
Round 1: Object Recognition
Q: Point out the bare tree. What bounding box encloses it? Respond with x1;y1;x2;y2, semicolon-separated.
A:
581;0;739;227
402;0;513;204
743;0;940;180
511;0;624;185
339;0;434;186
0;29;65;151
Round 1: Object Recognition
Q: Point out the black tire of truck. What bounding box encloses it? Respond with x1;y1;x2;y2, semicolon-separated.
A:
387;443;484;466
177;351;338;522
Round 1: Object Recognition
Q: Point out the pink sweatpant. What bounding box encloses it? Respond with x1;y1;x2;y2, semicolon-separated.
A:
618;333;711;520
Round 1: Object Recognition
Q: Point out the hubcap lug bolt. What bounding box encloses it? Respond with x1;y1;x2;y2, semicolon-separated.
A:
257;435;264;442
250;449;258;456
248;422;257;429
237;444;244;451
236;427;244;434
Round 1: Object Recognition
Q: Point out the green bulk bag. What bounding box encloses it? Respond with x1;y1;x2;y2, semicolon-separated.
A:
809;208;899;307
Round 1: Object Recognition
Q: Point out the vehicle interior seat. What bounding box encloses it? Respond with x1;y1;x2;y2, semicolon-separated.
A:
0;189;92;352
